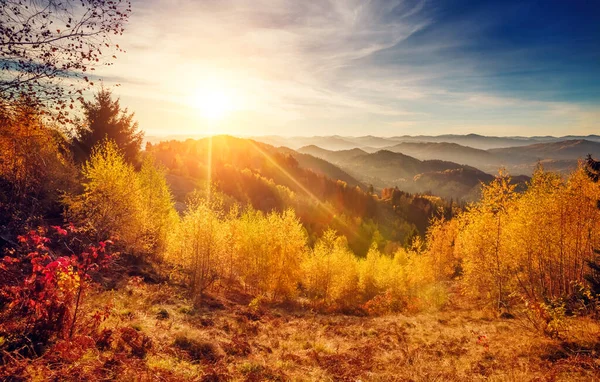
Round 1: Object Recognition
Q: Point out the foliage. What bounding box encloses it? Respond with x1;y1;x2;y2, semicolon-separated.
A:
163;190;447;312
167;193;308;302
301;230;444;314
586;250;600;296
66;140;142;248
231;207;307;299
148;136;452;257
425;217;460;279
65;140;175;256
428;165;600;323
457;170;517;310
302;230;360;307
72;87;143;163
583;155;600;296
359;243;442;314
0;226;113;358
521;298;568;338
170;193;228;304
137;156;179;258
0;0;131;119
0;103;77;236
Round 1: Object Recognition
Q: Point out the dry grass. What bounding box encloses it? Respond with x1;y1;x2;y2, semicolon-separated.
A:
5;278;600;381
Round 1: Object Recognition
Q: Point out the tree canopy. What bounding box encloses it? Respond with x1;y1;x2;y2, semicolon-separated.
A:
72;87;143;163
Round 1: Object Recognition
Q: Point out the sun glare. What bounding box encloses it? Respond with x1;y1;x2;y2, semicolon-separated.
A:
191;87;235;121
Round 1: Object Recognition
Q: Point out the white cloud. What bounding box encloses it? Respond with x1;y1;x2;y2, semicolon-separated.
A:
90;0;599;137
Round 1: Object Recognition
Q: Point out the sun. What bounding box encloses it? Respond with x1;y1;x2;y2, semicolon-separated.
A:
191;87;235;121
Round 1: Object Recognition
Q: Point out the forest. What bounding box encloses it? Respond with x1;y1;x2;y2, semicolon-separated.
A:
2;86;600;380
1;0;600;380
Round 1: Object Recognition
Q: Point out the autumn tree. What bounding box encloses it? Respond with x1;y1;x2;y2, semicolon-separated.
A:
66;139;178;256
0;103;76;236
65;140;143;247
174;194;228;305
584;155;600;295
0;0;131;120
425;217;460;280
231;208;307;299
444;164;600;320
72;87;143;163
457;170;517;311
302;229;360;306
137;156;178;258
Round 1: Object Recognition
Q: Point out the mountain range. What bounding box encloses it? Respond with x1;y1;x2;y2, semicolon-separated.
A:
297;145;529;201
249;134;600;151
144;134;600;202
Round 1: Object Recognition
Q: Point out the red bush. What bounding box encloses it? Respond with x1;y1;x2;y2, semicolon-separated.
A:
0;225;114;358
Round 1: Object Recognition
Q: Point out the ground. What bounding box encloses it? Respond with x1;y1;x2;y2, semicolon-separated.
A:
11;277;600;381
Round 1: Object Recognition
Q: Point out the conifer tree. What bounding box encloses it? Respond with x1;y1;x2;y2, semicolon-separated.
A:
72;87;143;163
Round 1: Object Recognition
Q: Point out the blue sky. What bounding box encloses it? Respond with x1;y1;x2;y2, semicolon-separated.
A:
398;0;600;103
98;0;600;137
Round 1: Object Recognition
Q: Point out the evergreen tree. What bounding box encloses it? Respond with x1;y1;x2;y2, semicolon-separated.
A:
72;87;143;163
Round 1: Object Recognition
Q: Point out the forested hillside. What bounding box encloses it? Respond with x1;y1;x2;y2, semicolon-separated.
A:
147;136;453;256
299;145;530;201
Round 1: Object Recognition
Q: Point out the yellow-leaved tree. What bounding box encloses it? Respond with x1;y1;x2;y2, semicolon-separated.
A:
137;156;178;258
441;164;600;325
232;208;307;299
66;140;176;256
302;229;360;306
66;140;144;250
173;193;229;304
457;170;517;311
425;216;460;281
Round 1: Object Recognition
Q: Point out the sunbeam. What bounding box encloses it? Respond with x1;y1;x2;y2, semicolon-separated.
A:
247;139;357;237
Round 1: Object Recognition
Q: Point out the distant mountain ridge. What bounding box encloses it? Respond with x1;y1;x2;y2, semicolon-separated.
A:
298;145;368;164
249;134;600;151
383;142;494;166
298;145;525;201
145;134;600;152
299;137;600;177
489;139;600;161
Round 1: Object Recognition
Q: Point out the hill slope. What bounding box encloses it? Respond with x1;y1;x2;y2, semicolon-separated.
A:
148;136;453;255
277;146;364;188
298;146;513;201
384;142;494;168
298;145;368;164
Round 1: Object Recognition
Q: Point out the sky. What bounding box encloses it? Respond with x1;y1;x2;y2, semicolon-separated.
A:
97;0;600;137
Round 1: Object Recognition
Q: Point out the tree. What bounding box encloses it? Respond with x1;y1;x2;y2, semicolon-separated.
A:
584;155;600;295
72;87;143;163
0;0;131;119
450;163;600;317
65;139;144;251
458;170;517;311
231;208;307;299
0;102;76;236
137;155;178;258
303;229;361;306
175;194;227;305
425;217;460;280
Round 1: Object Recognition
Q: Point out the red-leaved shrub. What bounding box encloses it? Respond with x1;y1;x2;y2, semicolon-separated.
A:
0;225;114;358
